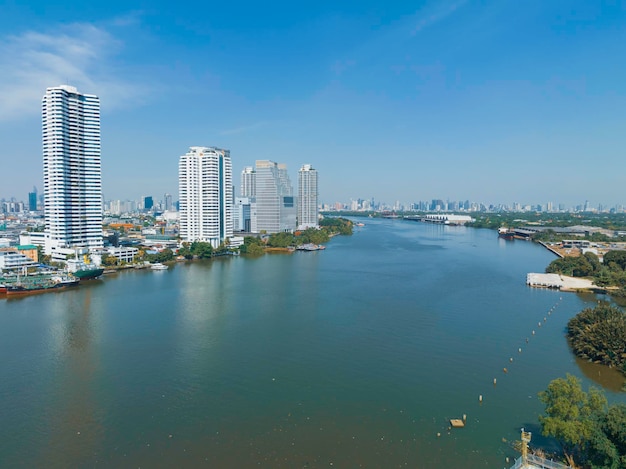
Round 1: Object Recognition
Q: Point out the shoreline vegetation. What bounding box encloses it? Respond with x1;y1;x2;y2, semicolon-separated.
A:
567;303;626;378
538;374;626;468
99;217;354;268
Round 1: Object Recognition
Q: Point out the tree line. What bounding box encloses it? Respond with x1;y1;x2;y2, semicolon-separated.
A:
546;251;626;296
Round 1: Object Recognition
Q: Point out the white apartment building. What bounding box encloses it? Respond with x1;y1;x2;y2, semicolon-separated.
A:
240;166;256;198
42;85;103;257
179;146;233;248
297;164;319;229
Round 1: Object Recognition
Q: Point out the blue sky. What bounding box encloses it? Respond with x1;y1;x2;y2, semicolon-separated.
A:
1;1;625;207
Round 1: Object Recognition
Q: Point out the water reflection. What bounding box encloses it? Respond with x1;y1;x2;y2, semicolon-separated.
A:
43;289;103;465
575;357;626;394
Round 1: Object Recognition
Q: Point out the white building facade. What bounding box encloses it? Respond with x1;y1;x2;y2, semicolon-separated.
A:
179;146;233;248
240;166;256;198
297;164;319;229
42;85;103;257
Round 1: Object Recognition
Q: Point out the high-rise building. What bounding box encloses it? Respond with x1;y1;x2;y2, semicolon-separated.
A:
28;186;38;212
297;164;318;229
255;160;296;233
179;146;233;248
42;85;103;255
240;166;256;197
164;193;173;211
143;196;154;211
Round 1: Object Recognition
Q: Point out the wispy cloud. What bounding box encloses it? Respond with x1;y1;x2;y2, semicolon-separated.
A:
0;23;148;121
411;0;468;35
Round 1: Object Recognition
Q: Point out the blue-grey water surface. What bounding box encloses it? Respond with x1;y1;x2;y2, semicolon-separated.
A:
1;219;624;468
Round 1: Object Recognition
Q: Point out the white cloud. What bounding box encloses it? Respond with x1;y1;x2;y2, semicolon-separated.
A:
0;23;148;121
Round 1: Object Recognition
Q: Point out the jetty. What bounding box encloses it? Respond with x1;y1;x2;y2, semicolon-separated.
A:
526;273;600;292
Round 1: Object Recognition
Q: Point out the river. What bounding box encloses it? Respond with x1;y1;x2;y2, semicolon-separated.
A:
1;218;624;468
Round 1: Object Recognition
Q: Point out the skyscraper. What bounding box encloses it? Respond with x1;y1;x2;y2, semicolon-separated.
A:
42;85;103;255
28;186;38;212
254;160;296;233
297;164;318;229
164;193;173;211
179;146;233;248
143;196;154;211
240;166;256;198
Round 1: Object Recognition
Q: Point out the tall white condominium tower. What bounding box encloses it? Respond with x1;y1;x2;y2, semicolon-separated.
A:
179;147;233;248
297;164;319;229
240;166;256;197
42;85;103;255
255;160;296;233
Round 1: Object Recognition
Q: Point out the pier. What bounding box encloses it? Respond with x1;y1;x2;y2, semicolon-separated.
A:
526;273;601;292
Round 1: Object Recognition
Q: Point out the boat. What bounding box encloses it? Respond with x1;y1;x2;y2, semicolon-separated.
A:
5;275;79;296
296;243;326;251
498;227;515;240
150;263;169;270
67;255;104;280
70;267;105;280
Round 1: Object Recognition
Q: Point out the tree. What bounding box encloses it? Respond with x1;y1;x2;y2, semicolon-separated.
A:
566;303;626;371
177;243;193;260
101;253;117;266
267;232;295;248
538;374;607;459
190;241;212;259
587;404;626;469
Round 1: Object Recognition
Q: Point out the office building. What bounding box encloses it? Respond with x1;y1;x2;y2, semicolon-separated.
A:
179;146;233;248
297;164;318;229
241;166;256;197
28;187;38;212
42;85;103;256
255;160;296;233
233;197;256;233
164;193;173;211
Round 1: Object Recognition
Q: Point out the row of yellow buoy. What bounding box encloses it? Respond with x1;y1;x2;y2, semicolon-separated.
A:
484;297;563;402
443;297;564;438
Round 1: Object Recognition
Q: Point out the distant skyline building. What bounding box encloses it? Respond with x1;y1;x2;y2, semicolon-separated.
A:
28;186;38;212
143;196;154;211
178;146;233;248
297;164;318;229
254;160;296;233
42;85;103;255
240;166;256;198
164;193;173;211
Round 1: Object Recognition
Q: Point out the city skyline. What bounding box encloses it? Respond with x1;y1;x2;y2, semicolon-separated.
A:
1;2;626;205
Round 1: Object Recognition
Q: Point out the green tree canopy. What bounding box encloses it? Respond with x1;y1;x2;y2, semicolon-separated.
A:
567;303;626;372
538;374;607;457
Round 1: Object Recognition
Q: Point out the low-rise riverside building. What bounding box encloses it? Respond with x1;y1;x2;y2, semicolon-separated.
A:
107;246;139;263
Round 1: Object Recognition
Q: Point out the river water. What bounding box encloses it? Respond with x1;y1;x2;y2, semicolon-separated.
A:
1;219;624;468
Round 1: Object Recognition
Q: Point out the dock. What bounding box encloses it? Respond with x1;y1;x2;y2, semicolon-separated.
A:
526;273;602;292
449;419;465;428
